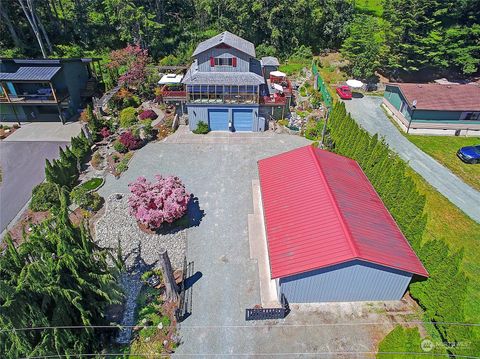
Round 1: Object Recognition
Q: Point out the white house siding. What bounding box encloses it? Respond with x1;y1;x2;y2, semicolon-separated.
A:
279;260;413;303
196;47;251;73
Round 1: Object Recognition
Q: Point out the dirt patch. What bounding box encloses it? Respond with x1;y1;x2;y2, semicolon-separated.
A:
5;209;49;246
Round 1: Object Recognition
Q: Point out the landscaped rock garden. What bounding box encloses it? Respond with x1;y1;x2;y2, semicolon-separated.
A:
94;194;187;271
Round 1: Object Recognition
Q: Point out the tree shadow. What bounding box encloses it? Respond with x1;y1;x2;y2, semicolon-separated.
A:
155;195;205;235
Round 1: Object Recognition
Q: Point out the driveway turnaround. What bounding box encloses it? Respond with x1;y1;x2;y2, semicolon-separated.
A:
344;96;480;223
99;134;421;356
0;141;68;233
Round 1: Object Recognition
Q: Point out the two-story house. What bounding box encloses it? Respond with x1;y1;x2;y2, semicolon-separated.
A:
0;58;103;123
178;31;291;132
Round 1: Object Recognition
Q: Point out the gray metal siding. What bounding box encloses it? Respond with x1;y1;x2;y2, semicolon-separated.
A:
279;260;412;303
196;47;251;72
187;104;260;132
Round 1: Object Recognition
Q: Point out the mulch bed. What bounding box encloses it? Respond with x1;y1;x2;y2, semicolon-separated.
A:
4;209;50;247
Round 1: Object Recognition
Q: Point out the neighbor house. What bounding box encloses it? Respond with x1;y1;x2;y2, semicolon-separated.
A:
158;31;292;132
383;83;480;136
257;146;428;303
0;58;103;123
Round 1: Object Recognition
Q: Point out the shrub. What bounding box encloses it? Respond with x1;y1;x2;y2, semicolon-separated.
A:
139;109;158;121
91;152;102;168
123;95;141;108
30;182;60;212
113;140;127;153
128;175;190;230
100;127;111;139
70;186;102;211
45;147;79;189
278;119;289;127
119;107;137;128
193;121;209;134
70;131;91;161
119;131;141;150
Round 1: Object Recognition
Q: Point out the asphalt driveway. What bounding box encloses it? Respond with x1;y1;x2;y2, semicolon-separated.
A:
343;96;480;223
0;141;67;233
99;134;416;356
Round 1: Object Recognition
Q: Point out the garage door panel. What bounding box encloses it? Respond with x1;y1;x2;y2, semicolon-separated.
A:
208;109;229;131
233;109;253;132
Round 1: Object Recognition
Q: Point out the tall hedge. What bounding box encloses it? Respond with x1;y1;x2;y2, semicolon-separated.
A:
327;102;478;356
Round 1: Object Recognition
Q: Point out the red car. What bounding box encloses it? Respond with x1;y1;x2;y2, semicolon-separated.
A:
336;85;352;100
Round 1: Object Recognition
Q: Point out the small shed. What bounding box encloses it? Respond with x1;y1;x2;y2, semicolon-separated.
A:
258;146;428;303
261;56;280;78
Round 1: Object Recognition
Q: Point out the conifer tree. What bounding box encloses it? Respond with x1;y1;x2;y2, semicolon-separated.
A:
0;190;122;358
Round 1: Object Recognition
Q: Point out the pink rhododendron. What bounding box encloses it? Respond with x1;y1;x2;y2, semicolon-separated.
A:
128;175;190;229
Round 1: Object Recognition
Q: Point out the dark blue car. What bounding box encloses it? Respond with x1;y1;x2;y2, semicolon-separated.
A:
457;145;480;164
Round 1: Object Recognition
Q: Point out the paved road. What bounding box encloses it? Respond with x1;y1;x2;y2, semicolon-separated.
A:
0;141;68;233
344;96;480;223
98;135;410;356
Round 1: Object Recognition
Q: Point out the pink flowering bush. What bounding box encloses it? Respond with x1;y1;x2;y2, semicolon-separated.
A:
119;131;141;150
128;175;190;229
139;109;158;121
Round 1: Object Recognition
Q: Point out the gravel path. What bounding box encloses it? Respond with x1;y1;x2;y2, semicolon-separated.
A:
94;194;186;271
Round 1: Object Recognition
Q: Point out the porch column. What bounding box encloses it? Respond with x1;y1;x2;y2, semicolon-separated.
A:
49;82;64;124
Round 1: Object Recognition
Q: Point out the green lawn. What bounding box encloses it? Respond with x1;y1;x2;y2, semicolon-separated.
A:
407;135;480;191
79;177;104;191
408;168;480;324
355;0;383;16
279;59;311;75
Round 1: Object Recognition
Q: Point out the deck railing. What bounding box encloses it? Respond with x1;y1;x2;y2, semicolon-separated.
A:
260;95;287;105
0;91;69;104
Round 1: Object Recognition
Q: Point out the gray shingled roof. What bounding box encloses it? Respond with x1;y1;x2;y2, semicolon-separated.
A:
192;31;256;57
182;66;265;86
261;56;280;66
0;66;61;81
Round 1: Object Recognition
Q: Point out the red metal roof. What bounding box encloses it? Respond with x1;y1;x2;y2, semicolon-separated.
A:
258;146;429;279
389;83;480;111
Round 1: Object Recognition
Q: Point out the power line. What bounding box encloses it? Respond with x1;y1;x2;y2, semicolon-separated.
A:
2;320;480;333
17;352;480;359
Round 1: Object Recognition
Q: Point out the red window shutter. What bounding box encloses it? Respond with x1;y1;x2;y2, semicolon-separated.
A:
210;57;215;66
232;57;237;67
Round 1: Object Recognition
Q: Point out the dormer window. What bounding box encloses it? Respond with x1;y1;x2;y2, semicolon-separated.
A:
210;57;237;67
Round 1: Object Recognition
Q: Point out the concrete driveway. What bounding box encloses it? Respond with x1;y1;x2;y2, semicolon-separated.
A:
98;134;419;356
0;122;81;234
0;141;68;232
343;96;480;223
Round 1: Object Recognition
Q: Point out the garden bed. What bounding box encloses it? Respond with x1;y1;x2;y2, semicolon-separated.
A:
4;209;50;247
94;194;187;271
78;177;104;192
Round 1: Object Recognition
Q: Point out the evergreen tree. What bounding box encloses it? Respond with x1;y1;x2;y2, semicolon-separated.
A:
0;190;122;358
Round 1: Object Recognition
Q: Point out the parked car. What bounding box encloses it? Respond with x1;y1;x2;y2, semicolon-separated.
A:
457;145;480;164
336;85;352;100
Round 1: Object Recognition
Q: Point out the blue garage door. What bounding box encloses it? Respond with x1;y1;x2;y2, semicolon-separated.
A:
233;109;253;132
208;109;229;131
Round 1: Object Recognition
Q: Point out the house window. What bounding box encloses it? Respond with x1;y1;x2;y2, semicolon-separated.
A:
214;57;233;66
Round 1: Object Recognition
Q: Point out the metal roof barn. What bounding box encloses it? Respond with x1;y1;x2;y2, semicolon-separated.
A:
257;145;428;303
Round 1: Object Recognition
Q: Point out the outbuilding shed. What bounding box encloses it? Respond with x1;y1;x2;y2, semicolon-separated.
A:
383;83;480;136
257;146;428;303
